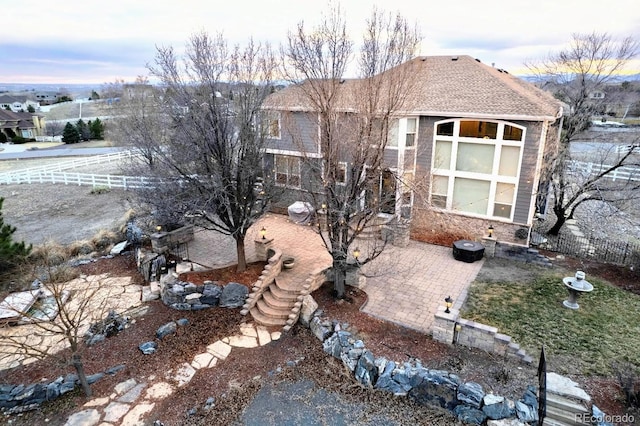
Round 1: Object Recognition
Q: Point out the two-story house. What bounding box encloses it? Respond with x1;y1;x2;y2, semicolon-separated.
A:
0;95;40;112
0;109;46;141
263;55;563;246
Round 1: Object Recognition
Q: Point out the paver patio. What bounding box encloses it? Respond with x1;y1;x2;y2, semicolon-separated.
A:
188;214;484;333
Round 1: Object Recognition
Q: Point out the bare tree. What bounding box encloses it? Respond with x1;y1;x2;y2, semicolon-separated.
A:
103;76;168;169
116;33;277;271
527;32;640;235
0;250;120;397
280;7;420;297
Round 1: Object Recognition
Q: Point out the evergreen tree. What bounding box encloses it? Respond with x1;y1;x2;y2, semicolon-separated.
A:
0;197;31;272
76;119;90;141
62;122;80;143
27;105;36;113
89;118;104;140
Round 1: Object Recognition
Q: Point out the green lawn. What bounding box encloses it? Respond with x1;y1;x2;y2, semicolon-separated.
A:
462;270;640;375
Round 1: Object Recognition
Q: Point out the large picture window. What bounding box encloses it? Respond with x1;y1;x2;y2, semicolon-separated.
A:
430;119;524;220
274;155;300;188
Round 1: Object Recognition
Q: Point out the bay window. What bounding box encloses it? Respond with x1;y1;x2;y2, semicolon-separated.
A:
430;119;524;220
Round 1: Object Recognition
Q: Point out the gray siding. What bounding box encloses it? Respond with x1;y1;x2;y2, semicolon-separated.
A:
512;120;543;224
266;111;318;154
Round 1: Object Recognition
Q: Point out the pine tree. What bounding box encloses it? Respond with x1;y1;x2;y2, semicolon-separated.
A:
76;119;90;141
62;122;80;143
0;197;31;272
89;118;104;140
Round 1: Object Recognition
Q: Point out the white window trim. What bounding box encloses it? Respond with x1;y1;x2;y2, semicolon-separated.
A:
385;117;418;151
430;119;525;221
274;154;301;189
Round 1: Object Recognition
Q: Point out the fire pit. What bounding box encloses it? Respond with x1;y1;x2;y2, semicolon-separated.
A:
562;271;593;310
452;240;485;263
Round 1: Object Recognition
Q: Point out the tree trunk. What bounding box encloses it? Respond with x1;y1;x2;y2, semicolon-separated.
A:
72;353;92;397
333;264;346;299
547;206;567;236
235;236;247;272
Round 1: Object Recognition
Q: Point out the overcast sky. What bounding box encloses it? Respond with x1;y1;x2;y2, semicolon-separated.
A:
2;0;639;85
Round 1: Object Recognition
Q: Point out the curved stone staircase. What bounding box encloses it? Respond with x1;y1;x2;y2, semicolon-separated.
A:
241;248;328;331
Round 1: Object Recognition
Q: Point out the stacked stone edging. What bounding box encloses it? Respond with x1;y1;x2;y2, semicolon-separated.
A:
433;308;533;364
241;248;283;315
0;365;124;414
301;307;539;425
495;243;552;267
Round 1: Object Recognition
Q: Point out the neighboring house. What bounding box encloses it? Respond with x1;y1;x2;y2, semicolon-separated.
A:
0;95;40;113
34;91;62;105
0;109;46;140
263;55;563;245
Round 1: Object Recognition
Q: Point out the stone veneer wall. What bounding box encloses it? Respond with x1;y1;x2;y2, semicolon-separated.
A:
432;307;533;364
150;225;195;254
411;208;530;246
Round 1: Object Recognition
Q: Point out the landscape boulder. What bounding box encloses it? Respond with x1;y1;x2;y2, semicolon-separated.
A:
156;321;177;339
454;405;487;425
219;282;248;308
458;382;485;409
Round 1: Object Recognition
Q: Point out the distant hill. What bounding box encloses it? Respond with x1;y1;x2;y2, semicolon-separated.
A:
0;83;102;98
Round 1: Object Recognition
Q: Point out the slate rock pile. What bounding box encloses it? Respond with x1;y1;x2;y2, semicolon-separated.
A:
84;310;130;346
160;274;247;311
307;307;540;425
0;365;124;414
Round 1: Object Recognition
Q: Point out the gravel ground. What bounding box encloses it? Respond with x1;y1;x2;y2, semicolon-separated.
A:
1;155;134;246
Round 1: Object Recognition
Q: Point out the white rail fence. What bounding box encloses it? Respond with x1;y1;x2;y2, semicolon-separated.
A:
567;160;640;182
0;171;154;189
0;151;134;183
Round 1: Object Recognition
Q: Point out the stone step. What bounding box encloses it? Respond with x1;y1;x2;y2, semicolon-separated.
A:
263;290;295;310
546;393;590;414
273;276;306;293
269;282;300;301
542;417;574;426
249;307;287;327
256;299;290;320
544;405;588;426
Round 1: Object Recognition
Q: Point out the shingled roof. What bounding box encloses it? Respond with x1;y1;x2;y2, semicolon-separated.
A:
266;55;562;121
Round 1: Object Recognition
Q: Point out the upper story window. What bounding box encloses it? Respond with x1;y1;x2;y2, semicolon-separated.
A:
274;154;300;188
431;119;525;220
387;117;418;148
405;118;417;147
264;112;281;139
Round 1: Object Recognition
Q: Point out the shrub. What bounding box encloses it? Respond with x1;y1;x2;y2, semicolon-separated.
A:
91;229;118;251
90;186;111;195
11;136;26;144
67;240;96;257
28;241;68;267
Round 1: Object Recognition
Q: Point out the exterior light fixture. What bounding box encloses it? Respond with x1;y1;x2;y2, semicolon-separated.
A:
444;295;453;313
321;203;327;210
353;247;360;261
156;225;162;232
260;226;267;240
488;225;494;238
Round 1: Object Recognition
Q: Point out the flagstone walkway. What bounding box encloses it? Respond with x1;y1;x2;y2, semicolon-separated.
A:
64;321;280;426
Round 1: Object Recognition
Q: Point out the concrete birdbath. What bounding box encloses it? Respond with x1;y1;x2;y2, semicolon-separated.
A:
562;271;593;309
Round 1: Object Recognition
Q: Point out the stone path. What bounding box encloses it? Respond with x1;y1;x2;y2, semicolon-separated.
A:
64;321;281;426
